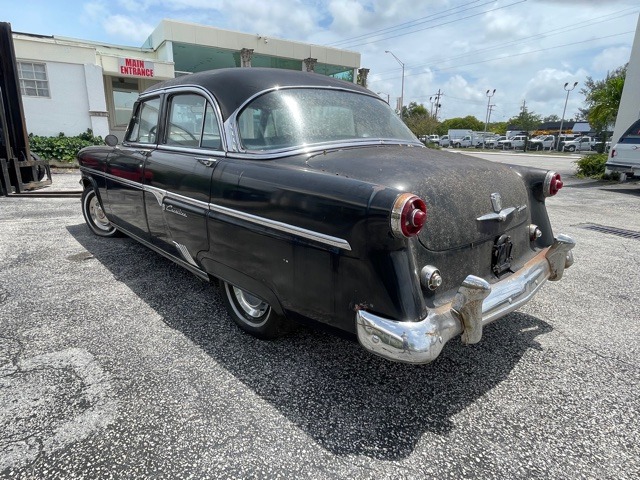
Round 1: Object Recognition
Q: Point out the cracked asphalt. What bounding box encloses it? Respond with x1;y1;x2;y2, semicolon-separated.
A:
0;157;639;479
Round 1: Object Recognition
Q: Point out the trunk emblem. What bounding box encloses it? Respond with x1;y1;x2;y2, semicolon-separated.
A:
491;193;502;212
477;193;526;223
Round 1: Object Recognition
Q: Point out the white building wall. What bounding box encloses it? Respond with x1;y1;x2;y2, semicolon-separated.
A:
22;62;92;136
611;15;640;143
84;63;110;138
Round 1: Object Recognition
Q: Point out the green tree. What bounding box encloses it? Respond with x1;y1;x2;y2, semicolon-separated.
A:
579;64;626;152
581;65;626;130
437;115;484;135
543;114;560;123
507;108;542;134
402;102;439;137
488;121;507;135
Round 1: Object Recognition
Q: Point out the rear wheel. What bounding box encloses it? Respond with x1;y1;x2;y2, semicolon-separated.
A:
81;187;120;237
220;281;291;339
567;145;576;152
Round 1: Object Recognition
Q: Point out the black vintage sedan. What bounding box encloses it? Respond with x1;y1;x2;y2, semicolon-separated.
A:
78;68;575;364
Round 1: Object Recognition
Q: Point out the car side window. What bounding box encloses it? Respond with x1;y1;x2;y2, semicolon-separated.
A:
166;94;205;147
165;93;221;149
201;102;221;149
126;97;161;144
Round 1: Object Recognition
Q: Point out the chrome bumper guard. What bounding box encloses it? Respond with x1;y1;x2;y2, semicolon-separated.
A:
356;234;576;364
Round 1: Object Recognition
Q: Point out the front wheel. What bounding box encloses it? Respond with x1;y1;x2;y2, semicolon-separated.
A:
220;281;291;339
81;187;120;237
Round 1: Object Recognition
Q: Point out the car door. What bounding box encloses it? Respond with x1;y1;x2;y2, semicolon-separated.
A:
105;96;161;240
143;90;225;267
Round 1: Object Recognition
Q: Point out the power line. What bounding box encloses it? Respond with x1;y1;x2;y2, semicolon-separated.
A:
372;6;639;80
336;0;528;49
379;7;638;79
327;0;483;47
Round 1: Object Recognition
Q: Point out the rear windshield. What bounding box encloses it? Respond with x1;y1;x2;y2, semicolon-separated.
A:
621;118;640;141
237;88;417;151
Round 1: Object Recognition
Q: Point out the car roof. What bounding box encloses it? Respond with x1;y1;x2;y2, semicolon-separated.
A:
143;67;373;120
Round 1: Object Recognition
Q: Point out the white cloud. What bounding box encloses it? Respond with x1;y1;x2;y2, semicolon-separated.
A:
591;46;632;73
102;14;155;43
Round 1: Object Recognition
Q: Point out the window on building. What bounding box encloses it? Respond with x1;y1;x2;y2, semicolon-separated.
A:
126;97;161;144
111;78;139;128
18;62;50;97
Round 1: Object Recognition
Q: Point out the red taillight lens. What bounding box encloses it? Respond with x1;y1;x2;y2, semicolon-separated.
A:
391;193;427;237
611;148;617;158
544;171;563;197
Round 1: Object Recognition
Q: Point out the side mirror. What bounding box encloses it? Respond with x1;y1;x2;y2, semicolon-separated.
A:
105;134;118;147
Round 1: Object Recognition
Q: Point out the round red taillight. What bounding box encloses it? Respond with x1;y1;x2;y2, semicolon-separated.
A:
391;193;427;237
544;171;563;197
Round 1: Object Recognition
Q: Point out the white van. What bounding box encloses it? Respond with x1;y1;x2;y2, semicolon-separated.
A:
606;119;640;179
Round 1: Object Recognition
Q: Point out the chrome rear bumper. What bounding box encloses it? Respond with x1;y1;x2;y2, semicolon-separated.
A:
356;234;576;364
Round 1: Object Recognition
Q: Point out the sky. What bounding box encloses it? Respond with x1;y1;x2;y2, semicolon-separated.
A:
1;0;638;123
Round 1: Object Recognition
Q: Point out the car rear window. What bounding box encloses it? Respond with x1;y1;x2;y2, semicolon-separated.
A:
237;88;416;151
621;119;640;141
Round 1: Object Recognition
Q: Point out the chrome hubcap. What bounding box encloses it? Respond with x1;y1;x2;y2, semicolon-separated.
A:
89;195;111;231
233;286;269;318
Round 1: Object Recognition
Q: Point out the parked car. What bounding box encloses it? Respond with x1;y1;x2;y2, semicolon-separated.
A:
606;118;640;179
438;135;450;147
528;135;555;151
556;134;579;152
428;134;440;144
499;135;527;150
78;68;575;364
485;135;506;149
563;136;596;152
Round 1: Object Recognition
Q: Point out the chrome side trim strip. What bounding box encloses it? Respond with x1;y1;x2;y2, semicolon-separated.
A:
115;225;209;281
208;203;352;251
174;242;199;267
79;167;352;251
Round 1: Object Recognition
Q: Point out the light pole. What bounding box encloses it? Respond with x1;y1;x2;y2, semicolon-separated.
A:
385;50;404;119
557;81;578;151
376;91;390;104
483;89;495;149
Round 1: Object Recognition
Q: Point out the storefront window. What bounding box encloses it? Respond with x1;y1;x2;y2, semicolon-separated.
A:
111;78;139;128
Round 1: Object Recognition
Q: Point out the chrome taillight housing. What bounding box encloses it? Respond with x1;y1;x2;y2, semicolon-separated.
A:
543;171;563;197
391;193;427;237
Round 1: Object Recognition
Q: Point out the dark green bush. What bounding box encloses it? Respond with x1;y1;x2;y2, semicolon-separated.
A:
574;153;608;179
29;129;104;163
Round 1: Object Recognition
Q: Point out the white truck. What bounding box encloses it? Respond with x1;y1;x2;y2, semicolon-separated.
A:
528;135;555;151
606;118;640;179
448;129;487;148
448;129;473;148
563;136;596;152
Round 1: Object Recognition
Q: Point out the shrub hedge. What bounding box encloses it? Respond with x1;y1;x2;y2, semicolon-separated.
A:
574;153;608;179
29;129;104;163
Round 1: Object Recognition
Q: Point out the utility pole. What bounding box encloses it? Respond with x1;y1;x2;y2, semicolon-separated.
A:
385;50;405;119
557;81;578;151
432;89;442;121
483;89;496;149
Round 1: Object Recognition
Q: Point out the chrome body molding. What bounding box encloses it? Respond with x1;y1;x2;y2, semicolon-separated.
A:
356;234;576;364
208;203;352;251
80;167;352;251
174;242;199;267
116;225;209;281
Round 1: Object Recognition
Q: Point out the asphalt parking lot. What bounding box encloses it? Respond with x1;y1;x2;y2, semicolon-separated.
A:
1;155;639;479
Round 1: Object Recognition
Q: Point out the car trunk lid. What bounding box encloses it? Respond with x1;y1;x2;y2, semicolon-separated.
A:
303;145;530;252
